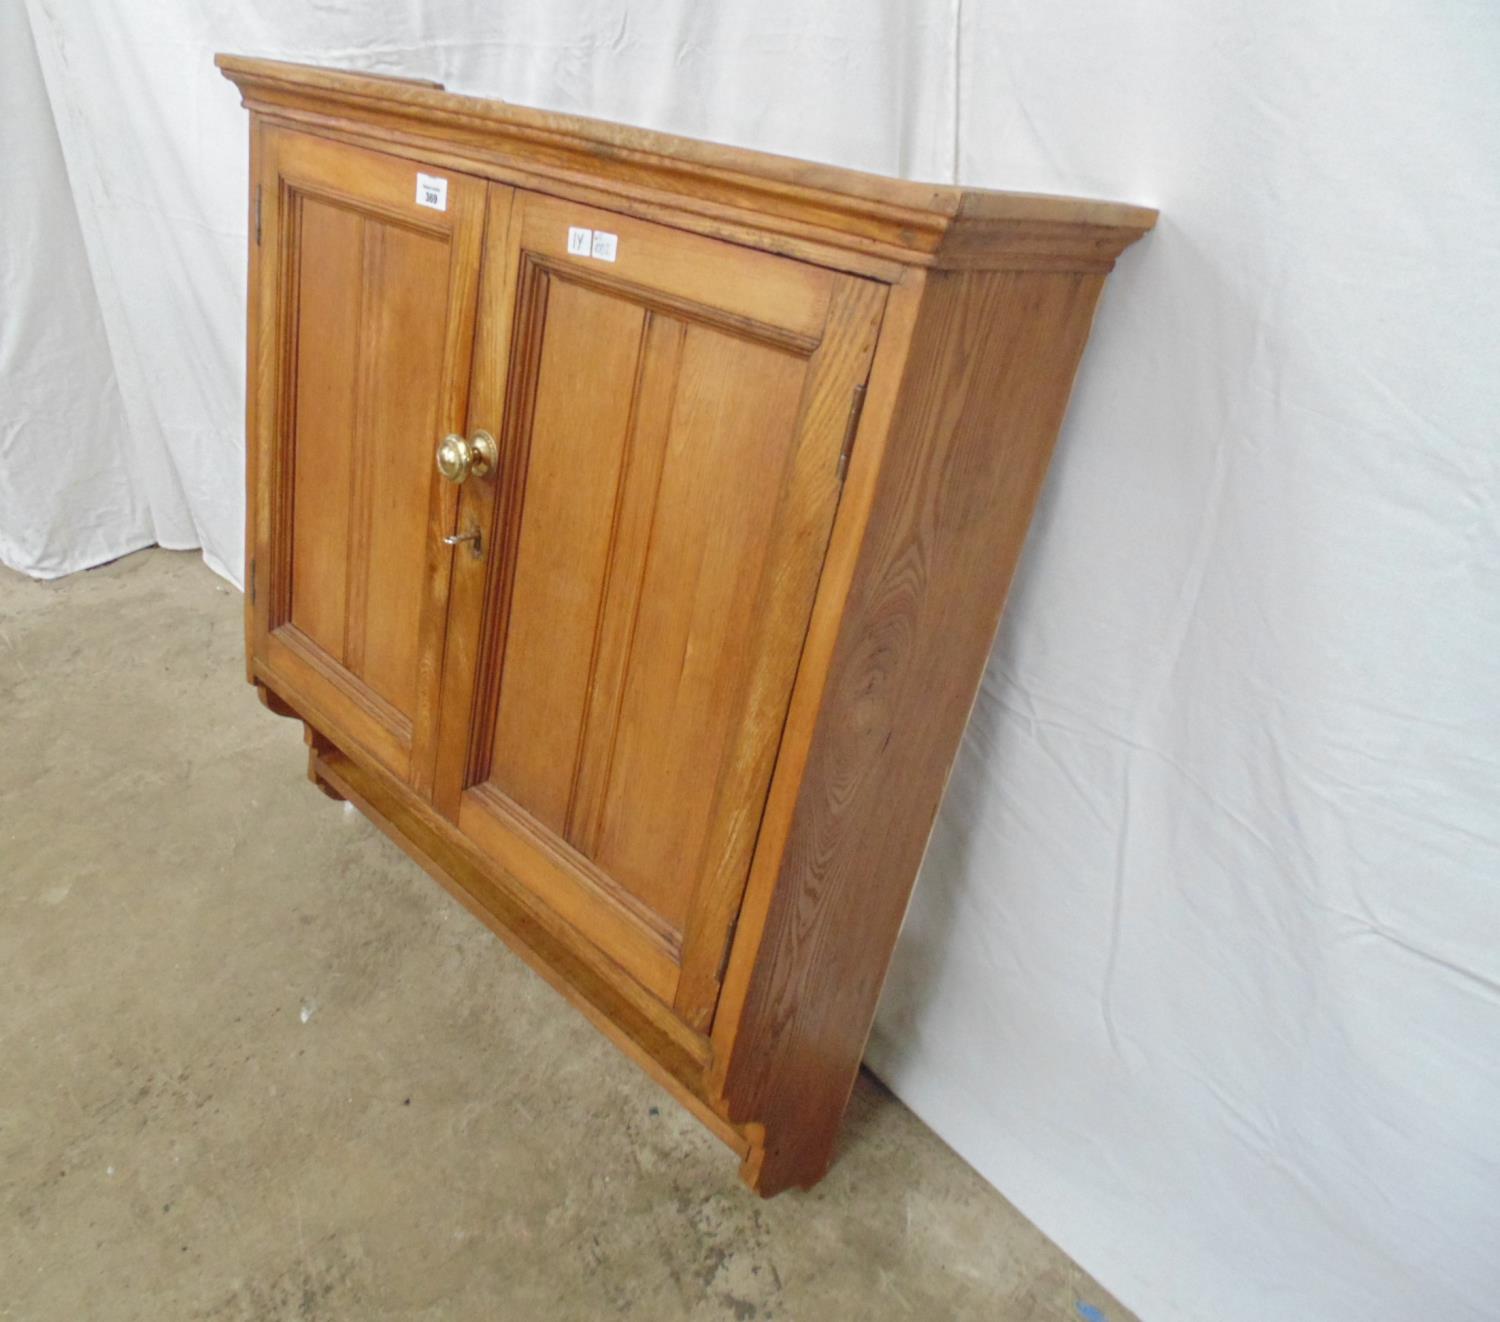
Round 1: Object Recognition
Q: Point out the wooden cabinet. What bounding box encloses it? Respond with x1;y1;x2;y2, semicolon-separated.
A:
221;55;1154;1195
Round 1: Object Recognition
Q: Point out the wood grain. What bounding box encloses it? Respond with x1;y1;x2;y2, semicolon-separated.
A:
486;277;646;834
564;312;685;854
586;324;809;929
349;219;449;716
285;195;360;659
717;267;1112;1194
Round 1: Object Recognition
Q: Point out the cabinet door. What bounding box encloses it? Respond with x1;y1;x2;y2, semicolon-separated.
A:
248;130;486;789
433;191;886;1027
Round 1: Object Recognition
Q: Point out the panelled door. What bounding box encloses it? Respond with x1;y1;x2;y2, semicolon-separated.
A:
250;130;486;789
433;189;886;1029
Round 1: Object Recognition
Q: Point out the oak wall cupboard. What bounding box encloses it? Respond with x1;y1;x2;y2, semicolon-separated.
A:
219;54;1154;1195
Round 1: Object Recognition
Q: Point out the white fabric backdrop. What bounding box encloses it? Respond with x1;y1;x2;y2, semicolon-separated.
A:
9;2;1498;1318
0;1;146;577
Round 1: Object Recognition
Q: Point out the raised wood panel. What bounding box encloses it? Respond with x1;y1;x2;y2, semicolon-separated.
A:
563;312;686;848
286;197;360;659
587;324;809;929
486;278;647;834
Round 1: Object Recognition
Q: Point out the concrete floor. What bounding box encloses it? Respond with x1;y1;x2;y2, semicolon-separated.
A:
0;547;1133;1322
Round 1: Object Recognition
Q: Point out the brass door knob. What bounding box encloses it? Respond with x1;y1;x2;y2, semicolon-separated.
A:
435;430;498;483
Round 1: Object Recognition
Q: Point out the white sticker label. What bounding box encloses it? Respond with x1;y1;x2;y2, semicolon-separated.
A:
565;224;620;262
415;173;448;211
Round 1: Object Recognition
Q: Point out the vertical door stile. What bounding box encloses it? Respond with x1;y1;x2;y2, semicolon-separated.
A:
408;167;489;799
429;181;522;822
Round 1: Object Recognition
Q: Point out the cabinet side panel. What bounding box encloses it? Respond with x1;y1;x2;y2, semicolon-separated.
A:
720;268;1108;1194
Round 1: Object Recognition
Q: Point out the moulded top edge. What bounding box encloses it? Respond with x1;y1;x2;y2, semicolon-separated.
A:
215;54;1157;263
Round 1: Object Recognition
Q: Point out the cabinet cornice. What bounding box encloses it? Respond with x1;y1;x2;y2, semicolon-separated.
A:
217;54;1155;273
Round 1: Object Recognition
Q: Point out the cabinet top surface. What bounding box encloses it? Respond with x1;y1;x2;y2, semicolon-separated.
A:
218;54;1155;272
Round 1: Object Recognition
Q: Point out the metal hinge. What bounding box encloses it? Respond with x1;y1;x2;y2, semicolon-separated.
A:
835;382;868;483
255;185;262;246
